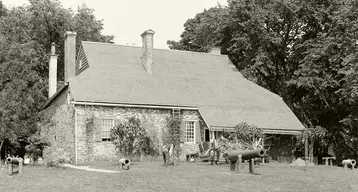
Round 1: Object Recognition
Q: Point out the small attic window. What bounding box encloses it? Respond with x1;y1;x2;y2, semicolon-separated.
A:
79;59;83;69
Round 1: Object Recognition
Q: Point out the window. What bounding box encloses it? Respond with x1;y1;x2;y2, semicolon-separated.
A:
101;119;114;141
185;121;195;143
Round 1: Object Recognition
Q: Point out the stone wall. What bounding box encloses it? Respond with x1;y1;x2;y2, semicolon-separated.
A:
74;105;205;163
41;88;76;164
178;111;203;160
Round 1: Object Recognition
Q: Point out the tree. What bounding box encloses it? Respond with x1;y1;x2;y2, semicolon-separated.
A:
0;0;7;17
167;5;228;52
25;133;49;163
168;0;358;162
73;4;114;49
0;0;114;158
28;0;114;81
0;6;47;153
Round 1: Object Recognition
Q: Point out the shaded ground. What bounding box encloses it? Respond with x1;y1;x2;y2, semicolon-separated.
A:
0;161;357;192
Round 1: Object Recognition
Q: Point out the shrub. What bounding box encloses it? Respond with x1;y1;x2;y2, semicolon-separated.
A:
110;116;156;157
136;136;158;156
230;122;264;150
25;134;49;163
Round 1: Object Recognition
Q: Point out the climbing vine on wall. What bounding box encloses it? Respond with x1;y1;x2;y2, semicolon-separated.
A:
84;111;95;161
39;104;75;165
162;116;182;159
162;116;182;146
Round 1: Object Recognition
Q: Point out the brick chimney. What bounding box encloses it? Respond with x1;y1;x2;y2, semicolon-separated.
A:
64;31;77;82
141;29;155;74
209;47;221;55
48;42;58;98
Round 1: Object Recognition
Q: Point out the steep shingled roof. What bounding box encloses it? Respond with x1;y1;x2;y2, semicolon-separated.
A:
69;41;305;131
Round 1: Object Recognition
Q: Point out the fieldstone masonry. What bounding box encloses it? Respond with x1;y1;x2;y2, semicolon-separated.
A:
75;105;204;163
42;104;75;164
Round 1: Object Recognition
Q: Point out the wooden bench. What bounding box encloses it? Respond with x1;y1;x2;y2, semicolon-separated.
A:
322;156;336;166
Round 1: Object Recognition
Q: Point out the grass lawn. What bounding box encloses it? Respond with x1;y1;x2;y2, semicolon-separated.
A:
0;161;357;192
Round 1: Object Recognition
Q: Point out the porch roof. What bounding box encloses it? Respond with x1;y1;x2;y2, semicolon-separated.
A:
199;106;305;135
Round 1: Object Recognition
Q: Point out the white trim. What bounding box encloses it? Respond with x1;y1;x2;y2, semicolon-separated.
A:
208;126;303;135
72;101;198;110
263;129;302;135
184;121;196;143
100;118;114;140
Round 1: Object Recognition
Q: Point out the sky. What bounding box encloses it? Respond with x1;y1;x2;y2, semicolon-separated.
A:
2;0;228;49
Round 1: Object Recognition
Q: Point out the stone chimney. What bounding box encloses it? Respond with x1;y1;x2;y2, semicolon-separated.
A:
141;29;155;74
48;43;58;98
209;47;221;55
64;31;77;82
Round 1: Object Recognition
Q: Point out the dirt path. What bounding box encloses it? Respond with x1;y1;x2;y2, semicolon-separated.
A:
63;164;121;173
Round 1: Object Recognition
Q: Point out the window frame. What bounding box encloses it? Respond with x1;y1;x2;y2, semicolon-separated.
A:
184;121;196;143
101;118;114;141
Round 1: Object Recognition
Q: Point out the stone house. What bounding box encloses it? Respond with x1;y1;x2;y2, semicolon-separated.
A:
40;29;306;164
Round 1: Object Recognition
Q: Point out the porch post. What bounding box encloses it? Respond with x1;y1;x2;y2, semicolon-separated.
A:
261;136;265;163
209;128;215;140
304;134;308;171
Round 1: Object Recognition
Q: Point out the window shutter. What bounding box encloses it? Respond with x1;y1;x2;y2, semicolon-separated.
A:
180;120;185;143
94;118;102;142
195;121;201;143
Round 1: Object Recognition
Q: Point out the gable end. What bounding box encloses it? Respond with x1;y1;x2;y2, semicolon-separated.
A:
75;44;89;76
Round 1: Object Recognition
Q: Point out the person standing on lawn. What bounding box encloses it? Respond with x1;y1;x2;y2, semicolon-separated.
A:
162;143;175;166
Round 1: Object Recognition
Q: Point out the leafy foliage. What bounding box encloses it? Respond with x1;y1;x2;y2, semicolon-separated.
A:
167;5;228;52
25;133;49;163
162;117;182;146
110;117;156;157
296;126;328;162
168;0;358;161
0;0;113;155
232;122;264;150
162;117;183;159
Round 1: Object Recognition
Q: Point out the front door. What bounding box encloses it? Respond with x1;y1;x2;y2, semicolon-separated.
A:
204;129;210;142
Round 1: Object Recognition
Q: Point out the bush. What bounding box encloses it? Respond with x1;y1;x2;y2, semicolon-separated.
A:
136;136;158;156
43;147;71;167
222;122;264;150
110;116;156;157
25;134;49;163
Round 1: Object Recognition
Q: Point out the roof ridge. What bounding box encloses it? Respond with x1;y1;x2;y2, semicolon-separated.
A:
81;41;228;57
82;41;142;49
154;48;229;57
